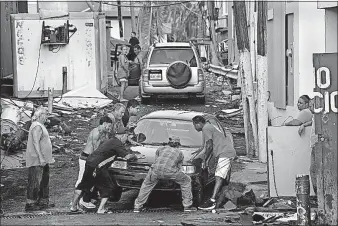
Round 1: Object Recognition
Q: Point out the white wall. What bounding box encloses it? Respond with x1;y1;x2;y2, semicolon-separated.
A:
268;2;325;126
298;2;325;98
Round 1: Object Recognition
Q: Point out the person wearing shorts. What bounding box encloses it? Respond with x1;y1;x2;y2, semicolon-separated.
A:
70;137;138;214
74;116;113;209
192;115;236;210
117;45;130;102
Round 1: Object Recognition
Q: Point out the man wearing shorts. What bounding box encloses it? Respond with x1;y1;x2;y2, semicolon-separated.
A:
70;137;138;214
192;116;236;210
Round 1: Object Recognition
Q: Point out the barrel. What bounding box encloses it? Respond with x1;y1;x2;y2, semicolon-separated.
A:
296;174;311;226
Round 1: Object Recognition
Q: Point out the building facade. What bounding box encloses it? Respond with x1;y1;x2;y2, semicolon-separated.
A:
266;1;333;125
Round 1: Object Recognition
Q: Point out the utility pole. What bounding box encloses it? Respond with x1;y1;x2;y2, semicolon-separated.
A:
233;0;258;158
130;1;136;33
256;0;268;162
117;0;123;39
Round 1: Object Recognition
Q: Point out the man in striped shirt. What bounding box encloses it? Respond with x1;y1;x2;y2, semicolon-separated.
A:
70;136;138;214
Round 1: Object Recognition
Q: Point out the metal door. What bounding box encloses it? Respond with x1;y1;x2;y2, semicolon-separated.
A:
285;13;294;106
313;53;337;225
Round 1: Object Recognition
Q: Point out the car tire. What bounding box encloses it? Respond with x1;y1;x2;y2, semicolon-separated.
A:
166;61;192;89
192;177;204;207
108;186;123;202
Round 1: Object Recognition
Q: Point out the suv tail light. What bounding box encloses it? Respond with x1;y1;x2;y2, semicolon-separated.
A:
198;69;204;83
142;69;149;82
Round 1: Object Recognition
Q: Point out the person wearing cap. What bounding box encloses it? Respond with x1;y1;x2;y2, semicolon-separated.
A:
133;137;197;213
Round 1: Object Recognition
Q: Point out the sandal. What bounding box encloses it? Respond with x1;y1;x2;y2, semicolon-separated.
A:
97;209;113;214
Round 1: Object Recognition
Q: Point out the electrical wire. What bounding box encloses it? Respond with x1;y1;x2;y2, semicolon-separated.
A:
23;44;42;99
101;1;192;8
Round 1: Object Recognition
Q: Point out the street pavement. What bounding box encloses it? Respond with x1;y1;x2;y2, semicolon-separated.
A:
1;85;266;225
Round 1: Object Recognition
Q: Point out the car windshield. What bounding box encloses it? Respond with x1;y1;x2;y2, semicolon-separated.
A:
134;118;203;147
149;48;197;67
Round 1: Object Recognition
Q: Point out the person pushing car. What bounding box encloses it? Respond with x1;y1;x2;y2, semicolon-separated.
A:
133;137;197;213
192;115;237;210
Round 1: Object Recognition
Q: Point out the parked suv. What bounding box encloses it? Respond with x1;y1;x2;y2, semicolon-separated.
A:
139;42;206;104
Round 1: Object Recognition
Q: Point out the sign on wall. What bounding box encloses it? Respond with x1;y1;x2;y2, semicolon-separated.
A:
312;53;337;225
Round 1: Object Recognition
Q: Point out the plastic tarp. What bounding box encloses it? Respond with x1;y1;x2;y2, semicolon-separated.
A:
52;85;113;110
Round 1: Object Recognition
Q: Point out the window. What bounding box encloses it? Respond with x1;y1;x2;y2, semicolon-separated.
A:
149;48;197;67
134;118;203;147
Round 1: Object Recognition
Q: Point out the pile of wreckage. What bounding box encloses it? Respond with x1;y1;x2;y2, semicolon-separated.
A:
0;85;115;169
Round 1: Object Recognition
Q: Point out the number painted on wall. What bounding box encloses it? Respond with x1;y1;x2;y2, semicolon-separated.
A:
313;66;338;114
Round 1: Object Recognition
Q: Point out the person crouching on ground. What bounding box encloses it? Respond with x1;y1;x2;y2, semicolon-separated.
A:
70;135;139;214
111;103;129;143
25;106;55;211
122;99;140;128
133;137;197;213
192;116;237;210
73;116;113;210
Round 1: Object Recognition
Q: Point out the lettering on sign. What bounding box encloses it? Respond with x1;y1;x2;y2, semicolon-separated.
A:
313;66;338;113
16;21;25;65
85;27;93;67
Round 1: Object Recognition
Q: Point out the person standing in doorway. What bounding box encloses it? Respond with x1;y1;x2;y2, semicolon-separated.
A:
133;137;197;212
192;116;236;210
298;98;319;195
117;45;130;102
127;32;140;61
25;106;55;211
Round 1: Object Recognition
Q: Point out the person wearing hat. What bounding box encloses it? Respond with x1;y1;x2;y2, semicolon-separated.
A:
133;137;197;213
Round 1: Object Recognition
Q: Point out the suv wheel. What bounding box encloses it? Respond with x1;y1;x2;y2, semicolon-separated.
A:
192;177;204;207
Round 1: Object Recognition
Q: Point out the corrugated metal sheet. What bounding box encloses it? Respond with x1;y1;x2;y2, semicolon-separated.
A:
0;2;18;78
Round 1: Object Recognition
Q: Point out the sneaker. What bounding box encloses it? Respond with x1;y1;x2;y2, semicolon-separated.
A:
198;199;216;210
79;198;96;209
133;207;143;213
184;206;197;212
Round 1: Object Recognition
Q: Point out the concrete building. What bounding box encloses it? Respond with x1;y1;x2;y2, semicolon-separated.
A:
266;1;337;125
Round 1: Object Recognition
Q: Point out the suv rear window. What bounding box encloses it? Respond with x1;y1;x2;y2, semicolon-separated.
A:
149;47;197;67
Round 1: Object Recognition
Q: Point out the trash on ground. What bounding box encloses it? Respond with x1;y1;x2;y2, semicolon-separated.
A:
223;201;237;211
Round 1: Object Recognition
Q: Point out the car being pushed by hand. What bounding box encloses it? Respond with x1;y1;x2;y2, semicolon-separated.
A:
108;110;233;206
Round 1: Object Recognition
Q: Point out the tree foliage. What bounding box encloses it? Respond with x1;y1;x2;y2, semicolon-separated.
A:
138;1;202;45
